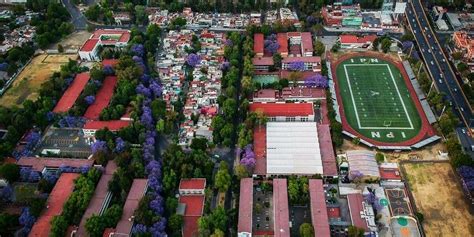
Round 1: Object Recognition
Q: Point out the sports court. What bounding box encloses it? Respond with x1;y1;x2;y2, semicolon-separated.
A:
385;188;412;216
334;56;423;143
253;74;279;85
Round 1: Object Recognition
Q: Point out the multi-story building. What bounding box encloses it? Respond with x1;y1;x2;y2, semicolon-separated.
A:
452;31;474;63
79;29;131;61
281;57;322;72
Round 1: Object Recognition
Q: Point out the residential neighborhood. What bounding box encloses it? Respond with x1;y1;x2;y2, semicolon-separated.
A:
0;1;473;237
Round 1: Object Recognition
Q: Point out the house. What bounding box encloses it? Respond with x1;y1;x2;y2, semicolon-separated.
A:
178;178;206;237
339;34;377;49
452;31;474;63
79;29;131;61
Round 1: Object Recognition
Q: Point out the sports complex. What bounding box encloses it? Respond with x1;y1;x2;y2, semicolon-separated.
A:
331;53;436;149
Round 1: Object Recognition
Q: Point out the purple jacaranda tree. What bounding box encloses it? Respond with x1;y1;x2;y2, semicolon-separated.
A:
306;15;316;24
64;77;74;87
288;61;305;71
0;62;8;71
402;41;413;51
150;80;162;98
150;195;164;215
266;42;279;54
349;170;364;182
150;218;167;237
458;166;474;179
91;140;107;154
225;39;233;47
103;65;114;75
240;144;256;169
58;116;85;128
84;95;95;105
141;106;154;129
0;185;13;201
411;50;420;61
46;111;54;122
186;53;201;67
304;74;328;88
131;44;145;57
136;83;152;98
220;61;230;71
141;74;151;84
19;207;35;229
114;137;125;153
43;171;58;184
132;224;148;234
93;79;102;87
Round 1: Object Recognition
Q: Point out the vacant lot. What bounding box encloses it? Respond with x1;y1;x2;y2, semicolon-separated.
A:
51;30;91;51
403;162;474;237
0;54;76;107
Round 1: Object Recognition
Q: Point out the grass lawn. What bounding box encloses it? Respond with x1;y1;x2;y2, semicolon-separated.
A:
403;162;474;237
0;54;76;108
335;57;422;143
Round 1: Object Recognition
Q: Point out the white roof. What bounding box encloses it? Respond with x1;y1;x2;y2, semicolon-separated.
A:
266;122;323;175
394;2;407;14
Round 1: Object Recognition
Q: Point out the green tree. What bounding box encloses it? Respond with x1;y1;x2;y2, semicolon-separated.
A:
299;223;314;237
331;42;341;52
50;216;69;237
215;161;231;192
57;44;64;53
234;164;249;179
314;40;325;56
273;53;283;68
381;38;392;53
452;51;463;60
0;163;20;183
457;62;469;73
190;137;208;151
168;214;183;234
211;229;225;237
375;152;385;163
85;215;106;237
348;225;365;237
134;5;147;25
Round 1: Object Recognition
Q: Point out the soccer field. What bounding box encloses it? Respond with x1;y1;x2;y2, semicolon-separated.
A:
335;57;422;143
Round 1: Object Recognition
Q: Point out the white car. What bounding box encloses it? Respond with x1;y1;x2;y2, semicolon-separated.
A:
439;79;443;84
431;61;434;65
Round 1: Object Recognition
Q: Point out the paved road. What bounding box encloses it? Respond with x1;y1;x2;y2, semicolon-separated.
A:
62;0;87;30
406;0;474;130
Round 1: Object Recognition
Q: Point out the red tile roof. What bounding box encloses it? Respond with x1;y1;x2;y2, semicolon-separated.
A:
29;173;80;237
249;102;314;117
77;162;118;236
281;87;325;100
114;179;148;235
84;76;118;120
309;179;330;237
83;120;131;131
182;216;199;237
273;179;290;237
379;167;401;181
179;195;205;216
80;39;99;52
317;124;338;177
17;157;94;172
53;73;91;113
254;89;278;99
253;126;266;175
91;29;131;43
238;178;253;234
252;56;274;66
340;34;377;44
301;32;313;53
347;193;369;231
282;56;321;63
254;33;264;54
179;178;206;190
102;59;119;67
277;33;288;54
327;207;341;219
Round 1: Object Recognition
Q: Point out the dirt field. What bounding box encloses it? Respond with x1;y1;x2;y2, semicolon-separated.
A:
52;31;91;51
403;162;474;237
0;54;77;107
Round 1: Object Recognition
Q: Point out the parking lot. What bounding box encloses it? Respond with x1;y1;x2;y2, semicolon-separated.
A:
252;184;274;233
35;127;91;158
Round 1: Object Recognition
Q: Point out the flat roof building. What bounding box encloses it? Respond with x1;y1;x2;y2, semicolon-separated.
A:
273;179;290;237
79;29;131;61
266;122;322;175
53;73;91;113
178;179;206;237
249;102;314;122
309;179;330;236
17;157;94;173
84;76;118;120
237;178;253;237
254;33;264;57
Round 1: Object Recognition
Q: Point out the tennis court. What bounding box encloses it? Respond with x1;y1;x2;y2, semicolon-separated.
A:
334;56;422;143
253;74;279;85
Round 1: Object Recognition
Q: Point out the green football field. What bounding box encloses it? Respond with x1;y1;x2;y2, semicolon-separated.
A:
335;57;422;143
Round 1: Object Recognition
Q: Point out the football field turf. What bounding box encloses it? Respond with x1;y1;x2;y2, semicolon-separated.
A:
335;57;422;143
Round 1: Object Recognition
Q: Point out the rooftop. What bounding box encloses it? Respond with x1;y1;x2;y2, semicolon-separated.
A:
282;56;321;63
249;102;314;117
80;38;99;52
83;120;131;131
273;179;290;237
29;173;80;236
340;34;377;44
317;124;338;177
114;179;148;235
17;157;94;172
252;57;274;66
309;179;330;237
179;178;206;190
347;193;369;231
254;33;264;54
346;150;380;178
266;122;323;175
53;73;91;113
77;162;118;236
84;76;118;120
238;178;253;234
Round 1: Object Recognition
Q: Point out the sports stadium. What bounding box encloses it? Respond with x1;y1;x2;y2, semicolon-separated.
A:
331;52;437;149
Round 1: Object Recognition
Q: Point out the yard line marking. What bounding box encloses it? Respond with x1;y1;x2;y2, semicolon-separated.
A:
344;64;362;128
386;64;414;129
